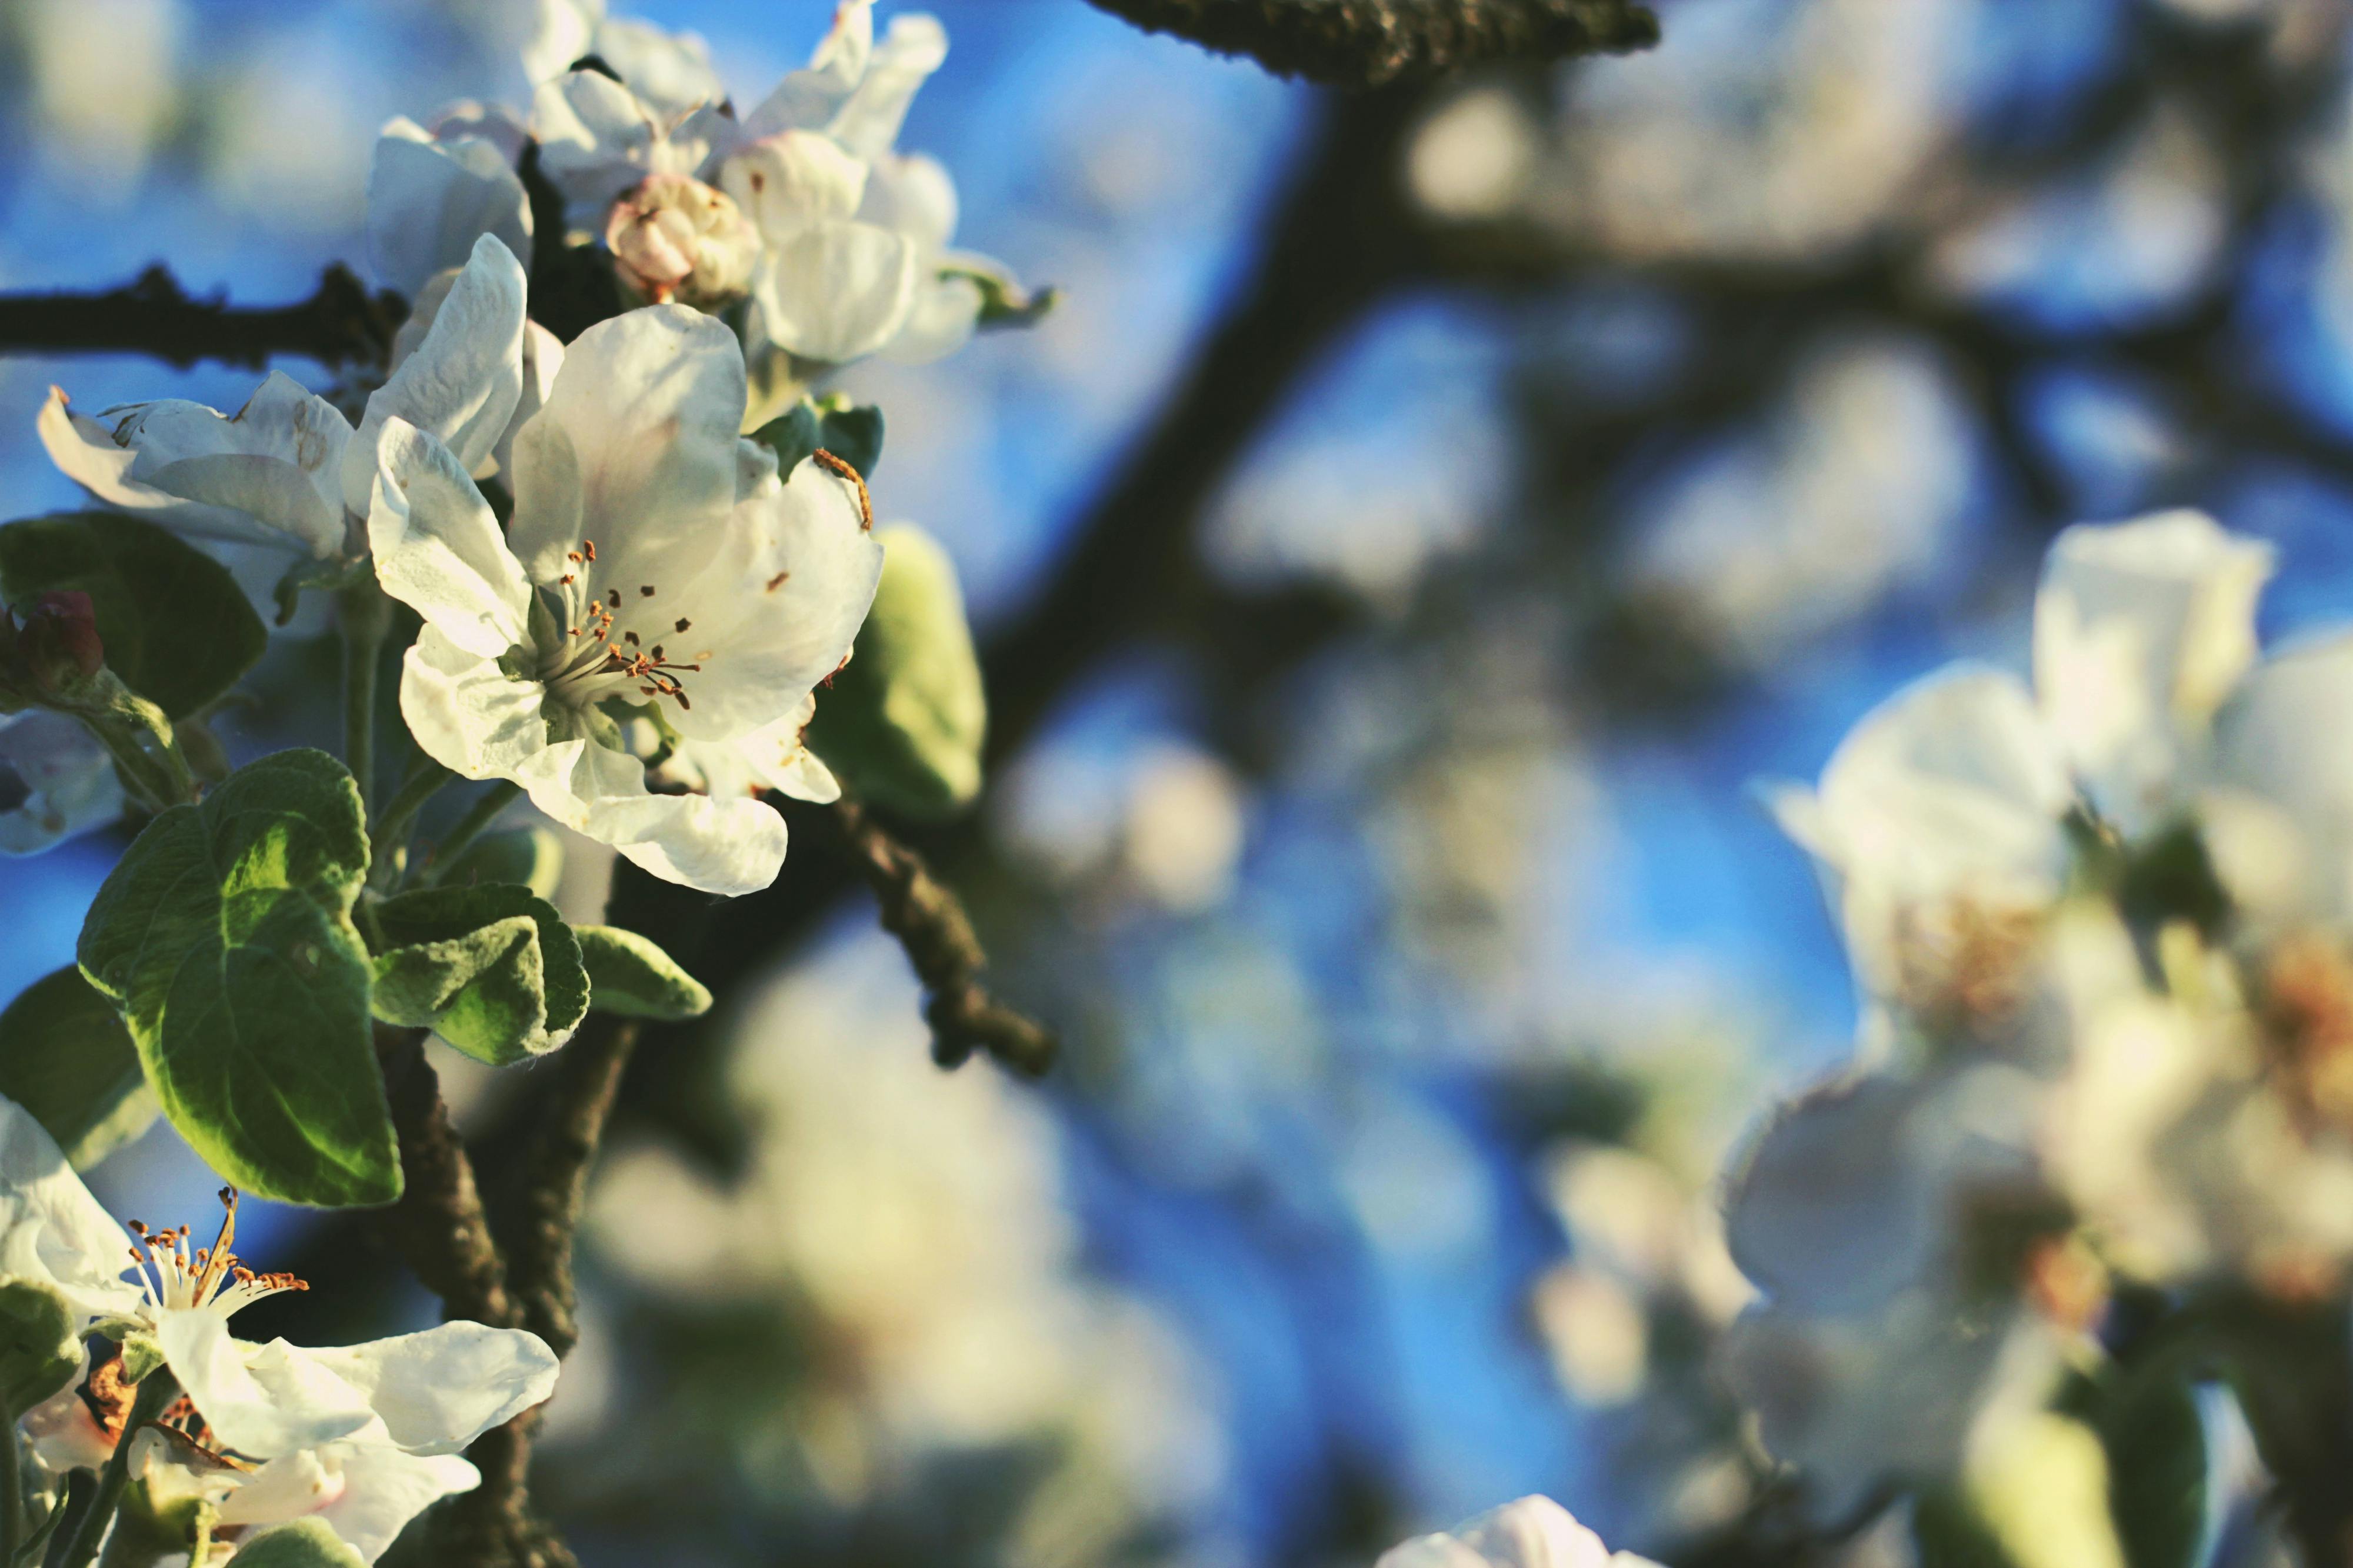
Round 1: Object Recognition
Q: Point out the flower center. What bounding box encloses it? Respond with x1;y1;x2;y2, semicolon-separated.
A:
125;1187;309;1317
541;539;713;715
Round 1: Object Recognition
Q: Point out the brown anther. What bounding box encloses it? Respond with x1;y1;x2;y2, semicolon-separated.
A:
624;631;640;646
584;539;598;561
639;585;656;597
560;573;575;585
567;552;583;563
127;1220;147;1236
765;571;789;592
606;589;621;609
674;618;691;633
810;448;874;529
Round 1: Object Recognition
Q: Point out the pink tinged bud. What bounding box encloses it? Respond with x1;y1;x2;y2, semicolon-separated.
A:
17;591;104;687
605;174;759;311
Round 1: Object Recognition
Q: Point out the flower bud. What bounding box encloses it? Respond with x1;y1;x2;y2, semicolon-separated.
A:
605;173;758;310
18;592;104;686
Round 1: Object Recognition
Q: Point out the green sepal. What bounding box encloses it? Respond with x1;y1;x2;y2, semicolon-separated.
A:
749;393;885;481
805;524;986;820
366;884;588;1065
0;1277;81;1413
575;926;712;1020
0;511;265;718
271;553;372;630
116;1331;166;1385
943;259;1058;329
76;749;397;1207
0;967;158;1168
224;1519;366;1567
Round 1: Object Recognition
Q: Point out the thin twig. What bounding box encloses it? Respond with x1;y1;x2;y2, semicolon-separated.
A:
0;264;402;369
1085;0;1657;85
832;802;1056;1076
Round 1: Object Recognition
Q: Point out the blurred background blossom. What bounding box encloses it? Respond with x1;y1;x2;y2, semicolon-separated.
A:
16;0;2353;1564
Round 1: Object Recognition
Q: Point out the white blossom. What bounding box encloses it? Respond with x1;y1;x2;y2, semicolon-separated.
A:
0;710;122;856
0;1107;556;1562
366;106;534;298
39;233;529;588
1375;1496;1662;1568
369;305;880;895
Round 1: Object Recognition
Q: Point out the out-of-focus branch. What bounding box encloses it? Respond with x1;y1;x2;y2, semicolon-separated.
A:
0;264;402;369
833;801;1057;1076
1085;0;1657;85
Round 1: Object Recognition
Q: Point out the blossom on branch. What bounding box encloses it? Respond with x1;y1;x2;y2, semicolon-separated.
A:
369;305;879;895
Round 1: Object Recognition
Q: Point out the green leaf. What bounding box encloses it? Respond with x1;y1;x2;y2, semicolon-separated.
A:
76;749;396;1207
748;393;885;481
366;885;587;1066
0;967;158;1168
1962;1410;2128;1568
575;926;712;1020
437;826;565;899
0;511;266;718
805;524;986;821
2099;1372;2208;1568
224;1519;366;1568
0;1276;81;1412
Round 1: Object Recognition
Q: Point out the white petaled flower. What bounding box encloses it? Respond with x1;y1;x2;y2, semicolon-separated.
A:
525;0;725;122
39;235;529;604
2036;509;2274;839
370;305;881;896
719;2;991;366
0;710;123;856
0;1124;558;1564
366;105;535;298
1715;1063;2076;1519
605;171;760;308
1375;1495;1662;1568
1762;665;2074;1034
530;64;739;239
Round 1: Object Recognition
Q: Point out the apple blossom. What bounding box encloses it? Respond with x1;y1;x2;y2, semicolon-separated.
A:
1375;1495;1662;1568
0;1102;558;1563
605;171;760;308
368;304;880;895
39;234;529;600
365;107;534;299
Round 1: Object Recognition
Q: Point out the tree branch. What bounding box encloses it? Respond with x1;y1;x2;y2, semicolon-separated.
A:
1085;0;1657;85
377;1028;518;1332
0;263;403;370
832;802;1057;1076
504;1015;641;1357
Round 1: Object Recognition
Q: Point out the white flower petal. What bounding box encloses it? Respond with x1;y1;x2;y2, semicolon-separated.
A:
86;373;353;558
398;626;552;781
291;1322;559;1456
345;233;529;515
522;0;602;86
2035;509;2274;836
365;118;533;299
312;1445;482;1563
496;321;566;490
1777;664;2072;1004
740;0;874;139
826;12;946;162
858;151;957;253
159;1314;373;1460
751;220;918;365
531;68;664;223
1377;1497;1650;1568
592;16;725;122
0;711;124;857
2208;631;2353;929
0;1095;141;1323
719;129;869;246
513;738;786;895
738;696;841;802
38;388;268;545
879;273;981;365
505;305;746;586
368;419;532;658
658;452;881;741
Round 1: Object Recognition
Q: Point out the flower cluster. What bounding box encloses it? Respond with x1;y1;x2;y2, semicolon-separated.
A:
1721;508;2353;1516
0;1095;556;1562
